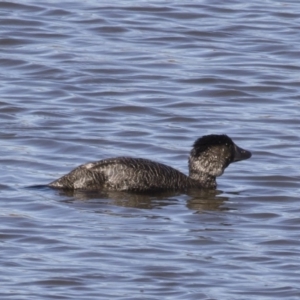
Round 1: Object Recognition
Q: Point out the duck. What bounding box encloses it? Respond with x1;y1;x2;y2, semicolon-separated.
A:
49;134;251;192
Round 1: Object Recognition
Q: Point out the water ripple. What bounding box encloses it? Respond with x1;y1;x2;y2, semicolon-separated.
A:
0;0;300;299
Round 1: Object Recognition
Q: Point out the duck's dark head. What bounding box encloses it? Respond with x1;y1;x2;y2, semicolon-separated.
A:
188;134;251;187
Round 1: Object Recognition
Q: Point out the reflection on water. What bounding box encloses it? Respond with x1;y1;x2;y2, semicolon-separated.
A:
56;187;227;211
1;0;300;299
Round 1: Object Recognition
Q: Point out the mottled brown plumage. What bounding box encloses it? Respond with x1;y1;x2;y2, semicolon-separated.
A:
49;134;251;192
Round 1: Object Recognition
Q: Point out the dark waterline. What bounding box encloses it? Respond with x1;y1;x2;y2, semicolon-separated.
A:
1;1;300;299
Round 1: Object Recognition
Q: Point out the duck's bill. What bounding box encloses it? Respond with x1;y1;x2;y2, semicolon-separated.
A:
233;144;252;162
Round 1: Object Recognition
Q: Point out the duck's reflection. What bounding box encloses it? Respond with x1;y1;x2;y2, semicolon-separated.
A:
186;189;229;211
57;188;229;212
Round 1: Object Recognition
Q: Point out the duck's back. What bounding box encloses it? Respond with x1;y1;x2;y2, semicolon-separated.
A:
49;157;197;192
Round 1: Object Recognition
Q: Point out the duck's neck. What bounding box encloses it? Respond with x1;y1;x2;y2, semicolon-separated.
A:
188;153;221;189
189;171;216;189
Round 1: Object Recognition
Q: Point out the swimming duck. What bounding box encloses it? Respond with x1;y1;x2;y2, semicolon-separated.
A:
49;134;251;192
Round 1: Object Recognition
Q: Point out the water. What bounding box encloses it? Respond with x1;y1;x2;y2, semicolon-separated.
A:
1;0;300;299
